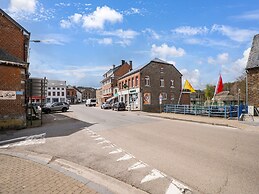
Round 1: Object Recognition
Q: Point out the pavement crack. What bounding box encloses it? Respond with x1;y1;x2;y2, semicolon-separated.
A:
217;175;229;194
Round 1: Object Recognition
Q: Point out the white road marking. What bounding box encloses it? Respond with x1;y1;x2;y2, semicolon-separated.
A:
141;169;166;184
165;183;182;194
97;140;110;144
128;161;148;171
94;137;104;141
0;133;46;148
109;148;123;154
117;154;134;161
102;145;115;149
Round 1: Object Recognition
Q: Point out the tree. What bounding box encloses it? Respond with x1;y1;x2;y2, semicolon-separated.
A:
204;84;215;100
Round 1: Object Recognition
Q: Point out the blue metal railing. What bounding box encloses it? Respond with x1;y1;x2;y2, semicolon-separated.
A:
164;104;248;119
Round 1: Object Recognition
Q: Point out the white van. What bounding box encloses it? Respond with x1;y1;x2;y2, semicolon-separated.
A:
85;98;96;107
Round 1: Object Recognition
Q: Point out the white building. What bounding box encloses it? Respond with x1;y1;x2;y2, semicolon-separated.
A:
46;80;67;103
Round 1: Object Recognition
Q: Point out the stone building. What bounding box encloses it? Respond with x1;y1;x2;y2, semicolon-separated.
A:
118;58;182;112
46;80;67;103
77;87;96;101
246;34;259;108
0;9;30;130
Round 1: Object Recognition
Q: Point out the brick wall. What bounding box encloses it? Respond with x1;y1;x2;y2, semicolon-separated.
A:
0;65;27;130
141;61;182;112
0;11;29;130
0;14;29;62
247;68;259;107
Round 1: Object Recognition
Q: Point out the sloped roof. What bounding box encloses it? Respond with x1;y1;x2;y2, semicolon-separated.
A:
119;58;182;80
246;34;259;70
0;48;27;66
0;9;30;36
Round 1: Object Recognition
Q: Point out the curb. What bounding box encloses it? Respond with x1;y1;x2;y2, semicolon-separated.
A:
148;114;233;128
0;150;147;194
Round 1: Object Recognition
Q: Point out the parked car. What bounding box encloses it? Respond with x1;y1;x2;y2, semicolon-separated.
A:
101;102;112;109
112;102;126;111
85;98;96;107
42;102;69;113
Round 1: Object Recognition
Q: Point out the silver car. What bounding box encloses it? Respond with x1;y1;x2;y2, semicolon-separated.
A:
42;102;69;113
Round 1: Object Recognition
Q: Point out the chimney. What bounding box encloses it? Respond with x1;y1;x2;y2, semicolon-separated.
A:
113;64;115;69
129;60;132;71
121;60;125;65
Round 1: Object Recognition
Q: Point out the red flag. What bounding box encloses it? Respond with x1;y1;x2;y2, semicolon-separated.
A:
215;74;223;95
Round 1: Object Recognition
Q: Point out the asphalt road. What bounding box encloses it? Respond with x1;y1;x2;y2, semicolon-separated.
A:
1;104;259;194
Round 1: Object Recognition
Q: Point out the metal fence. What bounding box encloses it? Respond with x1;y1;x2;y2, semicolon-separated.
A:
164;104;248;119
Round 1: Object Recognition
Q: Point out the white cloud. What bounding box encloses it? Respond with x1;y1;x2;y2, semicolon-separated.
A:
98;38;113;45
173;26;209;36
180;69;200;89
60;6;123;30
151;44;185;60
142;28;160;40
82;6;122;30
234;10;259;21
123;7;142;15
208;53;229;65
60;19;71;29
232;48;251;74
211;24;258;42
102;29;139;46
9;0;37;13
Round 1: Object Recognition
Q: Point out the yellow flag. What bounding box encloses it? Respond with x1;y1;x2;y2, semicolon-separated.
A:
183;80;196;93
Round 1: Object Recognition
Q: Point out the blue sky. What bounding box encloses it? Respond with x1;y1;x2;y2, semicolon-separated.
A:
1;0;259;89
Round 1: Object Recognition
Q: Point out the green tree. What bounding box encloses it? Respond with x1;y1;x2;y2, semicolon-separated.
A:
204;84;215;100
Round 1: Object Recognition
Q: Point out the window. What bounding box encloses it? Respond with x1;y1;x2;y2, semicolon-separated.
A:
136;76;138;86
161;92;167;100
62;92;64;96
62;88;64;90
160;78;164;87
57;92;60;96
132;77;134;88
53;92;56;96
53;87;56;90
48;87;51;90
128;79;131;87
57;88;60;90
119;83;121;89
160;67;164;73
48;92;51;96
170;80;175;88
145;76;150;86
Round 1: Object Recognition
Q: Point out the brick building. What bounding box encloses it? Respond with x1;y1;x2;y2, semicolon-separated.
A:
118;58;182;112
0;9;30;130
246;34;259;108
100;60;132;103
77;87;96;102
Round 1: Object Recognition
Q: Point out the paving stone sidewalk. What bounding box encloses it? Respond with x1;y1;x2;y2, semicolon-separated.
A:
0;154;98;194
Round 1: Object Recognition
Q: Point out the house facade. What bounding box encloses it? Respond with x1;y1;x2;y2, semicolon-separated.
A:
118;58;182;112
101;60;132;103
77;87;96;102
46;80;66;103
66;86;78;104
0;9;30;130
246;34;259;108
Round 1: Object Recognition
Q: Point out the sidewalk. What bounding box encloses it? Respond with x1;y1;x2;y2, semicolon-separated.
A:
0;153;99;194
147;112;259;131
